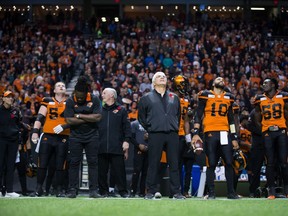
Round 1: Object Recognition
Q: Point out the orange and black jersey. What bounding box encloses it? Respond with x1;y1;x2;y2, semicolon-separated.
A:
41;97;70;135
178;97;192;136
64;93;102;140
254;91;288;132
239;125;251;153
194;90;235;133
232;102;240;115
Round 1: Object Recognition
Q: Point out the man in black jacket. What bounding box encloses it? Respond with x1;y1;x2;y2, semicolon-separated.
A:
98;88;131;198
138;71;185;200
0;91;22;197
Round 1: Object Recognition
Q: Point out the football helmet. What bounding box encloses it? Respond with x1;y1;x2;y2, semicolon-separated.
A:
232;149;247;171
26;162;37;178
172;75;189;95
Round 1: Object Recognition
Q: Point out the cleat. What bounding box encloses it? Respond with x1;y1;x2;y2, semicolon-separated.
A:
267;195;275;200
173;193;186;200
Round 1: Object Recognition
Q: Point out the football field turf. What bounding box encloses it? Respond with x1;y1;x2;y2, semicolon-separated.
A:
0;197;287;216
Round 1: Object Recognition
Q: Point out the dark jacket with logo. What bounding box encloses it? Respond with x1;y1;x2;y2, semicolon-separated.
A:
138;89;181;133
98;103;131;155
0;105;21;141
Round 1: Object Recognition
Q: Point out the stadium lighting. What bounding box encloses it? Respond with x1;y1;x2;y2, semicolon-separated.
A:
101;17;106;22
251;7;265;10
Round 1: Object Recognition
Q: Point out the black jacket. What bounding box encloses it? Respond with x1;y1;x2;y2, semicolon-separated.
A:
98;103;131;155
138;89;181;133
0;105;21;141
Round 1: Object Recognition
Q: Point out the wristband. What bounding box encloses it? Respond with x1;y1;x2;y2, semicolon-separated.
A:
193;128;200;136
185;134;192;143
231;133;238;141
32;128;39;134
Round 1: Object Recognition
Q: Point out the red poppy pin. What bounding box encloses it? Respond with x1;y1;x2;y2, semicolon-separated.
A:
113;106;121;114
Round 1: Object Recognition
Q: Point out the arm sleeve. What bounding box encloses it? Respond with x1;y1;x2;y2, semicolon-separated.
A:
194;98;205;124
92;96;102;114
122;107;132;142
138;97;149;130
64;98;75;118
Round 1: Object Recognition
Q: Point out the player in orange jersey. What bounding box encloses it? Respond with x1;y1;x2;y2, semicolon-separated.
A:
171;75;195;198
254;78;288;199
234;111;252;191
31;82;70;197
192;77;239;199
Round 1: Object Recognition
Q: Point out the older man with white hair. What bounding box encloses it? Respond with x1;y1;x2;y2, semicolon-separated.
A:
98;88;131;198
138;71;185;200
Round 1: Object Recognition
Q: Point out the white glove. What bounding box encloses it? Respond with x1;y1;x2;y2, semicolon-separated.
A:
53;124;64;134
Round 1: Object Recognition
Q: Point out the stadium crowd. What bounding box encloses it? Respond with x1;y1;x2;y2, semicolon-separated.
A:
0;10;288;199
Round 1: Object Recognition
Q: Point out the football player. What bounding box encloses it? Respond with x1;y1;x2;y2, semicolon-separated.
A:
31;82;70;197
254;78;288;199
171;75;196;198
192;77;239;199
233;111;251;192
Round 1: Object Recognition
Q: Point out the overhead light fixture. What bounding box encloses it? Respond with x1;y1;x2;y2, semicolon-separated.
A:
161;6;163;10
251;7;265;11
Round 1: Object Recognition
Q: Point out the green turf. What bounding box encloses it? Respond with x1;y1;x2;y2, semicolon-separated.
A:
0;197;287;216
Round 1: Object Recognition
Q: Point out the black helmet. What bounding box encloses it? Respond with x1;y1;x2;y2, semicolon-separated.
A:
232;149;247;171
26;162;37;178
172;75;189;95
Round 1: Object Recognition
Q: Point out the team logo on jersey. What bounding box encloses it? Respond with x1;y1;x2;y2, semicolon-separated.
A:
62;139;67;143
87;102;93;108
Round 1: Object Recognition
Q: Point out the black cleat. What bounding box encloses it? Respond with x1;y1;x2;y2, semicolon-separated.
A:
66;190;77;198
173;193;186;200
227;193;240;199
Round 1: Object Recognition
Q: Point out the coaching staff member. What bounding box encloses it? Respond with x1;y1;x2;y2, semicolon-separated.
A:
138;71;185;200
64;76;102;198
98;88;131;198
0;91;22;197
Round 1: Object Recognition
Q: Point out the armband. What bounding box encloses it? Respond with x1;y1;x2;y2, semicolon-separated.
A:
32;128;39;134
185;134;192;143
62;124;70;130
36;114;45;125
231;133;238;141
193;128;200;136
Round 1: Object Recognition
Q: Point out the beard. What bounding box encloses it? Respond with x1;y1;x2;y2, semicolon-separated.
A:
214;83;225;89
